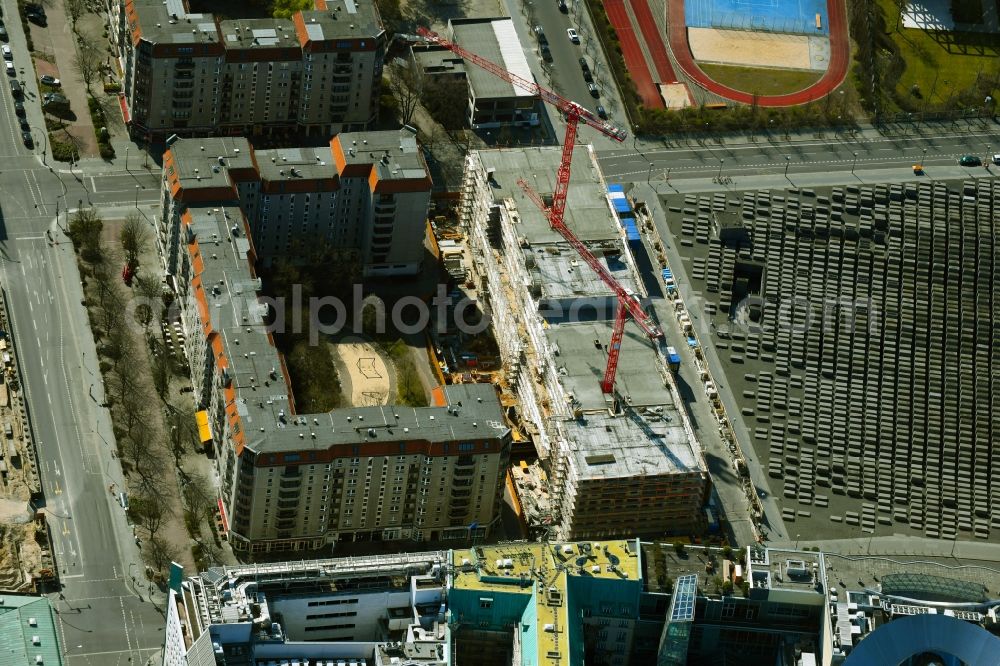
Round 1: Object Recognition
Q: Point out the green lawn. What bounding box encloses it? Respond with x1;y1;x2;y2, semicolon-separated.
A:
877;0;999;110
697;64;823;96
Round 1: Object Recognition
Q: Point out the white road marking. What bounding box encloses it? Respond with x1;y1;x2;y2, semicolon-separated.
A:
65;648;160;659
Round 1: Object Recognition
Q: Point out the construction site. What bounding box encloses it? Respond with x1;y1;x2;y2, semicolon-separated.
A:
458;146;710;540
0;288;56;593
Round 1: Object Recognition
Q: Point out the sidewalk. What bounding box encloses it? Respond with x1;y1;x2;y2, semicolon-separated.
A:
631;116;999;148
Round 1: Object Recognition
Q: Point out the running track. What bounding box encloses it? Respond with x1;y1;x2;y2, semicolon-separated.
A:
604;0;664;108
630;0;677;83
664;0;850;105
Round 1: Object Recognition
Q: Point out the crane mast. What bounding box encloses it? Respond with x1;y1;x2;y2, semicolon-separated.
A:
418;27;660;393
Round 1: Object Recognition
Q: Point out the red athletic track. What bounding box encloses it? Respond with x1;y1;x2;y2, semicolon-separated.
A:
604;0;665;108
664;0;850;106
629;0;678;82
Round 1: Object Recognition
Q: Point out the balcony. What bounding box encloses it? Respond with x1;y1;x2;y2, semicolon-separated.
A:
276;518;296;530
175;59;195;70
456;456;475;467
453;467;475;478
451;487;472;498
174;71;194;80
277;509;296;520
453;478;473;488
278;489;299;501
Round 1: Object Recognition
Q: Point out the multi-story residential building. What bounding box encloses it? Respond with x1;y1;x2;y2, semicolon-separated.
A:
113;0;385;141
460;146;710;541
155;160;508;553
158;130;431;280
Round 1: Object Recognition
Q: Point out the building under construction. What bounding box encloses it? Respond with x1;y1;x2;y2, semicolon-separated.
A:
460;146;709;540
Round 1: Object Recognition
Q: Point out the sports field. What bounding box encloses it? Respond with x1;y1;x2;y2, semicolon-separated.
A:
685;0;830;35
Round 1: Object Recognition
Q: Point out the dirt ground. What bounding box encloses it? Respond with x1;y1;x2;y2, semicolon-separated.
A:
688;27;816;70
87;217;196;573
328;338;394;406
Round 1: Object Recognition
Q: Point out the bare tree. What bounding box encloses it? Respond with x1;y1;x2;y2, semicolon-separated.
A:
69;208;103;261
387;59;424;126
145;534;180;573
131;492;173;537
182;471;216;525
74;37;102;96
65;0;87;29
135;273;164;324
120;213;150;270
151;344;170;400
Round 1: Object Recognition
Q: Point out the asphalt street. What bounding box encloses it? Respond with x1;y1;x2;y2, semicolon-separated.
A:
0;1;163;662
504;0;629;148
597;123;1000;183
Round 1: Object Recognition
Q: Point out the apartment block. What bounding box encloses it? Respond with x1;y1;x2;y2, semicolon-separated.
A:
157;139;507;555
460;147;709;540
158;130;431;280
113;0;385;141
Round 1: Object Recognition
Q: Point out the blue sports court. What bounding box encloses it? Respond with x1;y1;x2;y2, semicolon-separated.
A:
685;0;829;35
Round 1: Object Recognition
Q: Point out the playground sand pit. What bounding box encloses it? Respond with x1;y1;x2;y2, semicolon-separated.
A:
688;27;823;70
329;337;393;407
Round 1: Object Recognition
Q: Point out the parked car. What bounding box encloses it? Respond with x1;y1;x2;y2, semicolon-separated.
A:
18;118;28;131
13;100;24;117
9;78;21;97
5;61;14;76
0;27;7;42
566;27;579;43
958;155;981;167
540;44;552;62
588;82;600;98
2;45;11;61
596;104;607;119
558;0;568;11
39;74;60;86
992;154;1000;165
534;25;547;44
21;130;32;148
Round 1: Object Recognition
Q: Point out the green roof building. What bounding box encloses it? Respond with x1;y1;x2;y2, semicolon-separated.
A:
0;594;62;666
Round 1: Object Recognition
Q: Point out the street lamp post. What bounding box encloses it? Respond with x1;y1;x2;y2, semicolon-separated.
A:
647;162;654;185
125;144;129;171
31;125;48;165
135;184;140;209
851;151;858;174
718;159;724;178
784;155;791;178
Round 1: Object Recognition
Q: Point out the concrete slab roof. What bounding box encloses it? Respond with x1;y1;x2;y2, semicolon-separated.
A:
475;147;622;244
546;322;669;410
451;19;534;100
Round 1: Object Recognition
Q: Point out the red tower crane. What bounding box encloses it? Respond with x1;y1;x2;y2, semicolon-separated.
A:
417;27;661;394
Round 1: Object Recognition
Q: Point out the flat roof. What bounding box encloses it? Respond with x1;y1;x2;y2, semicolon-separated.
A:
218;18;298;50
255;146;337;181
452;540;640;666
451;19;535;100
130;2;222;46
547;322;670;410
298;0;383;41
168;137;254;191
337;129;428;181
477;148;624;244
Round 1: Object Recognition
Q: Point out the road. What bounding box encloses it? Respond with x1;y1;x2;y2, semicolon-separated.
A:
0;1;163;662
504;0;629;148
597;124;1000;182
